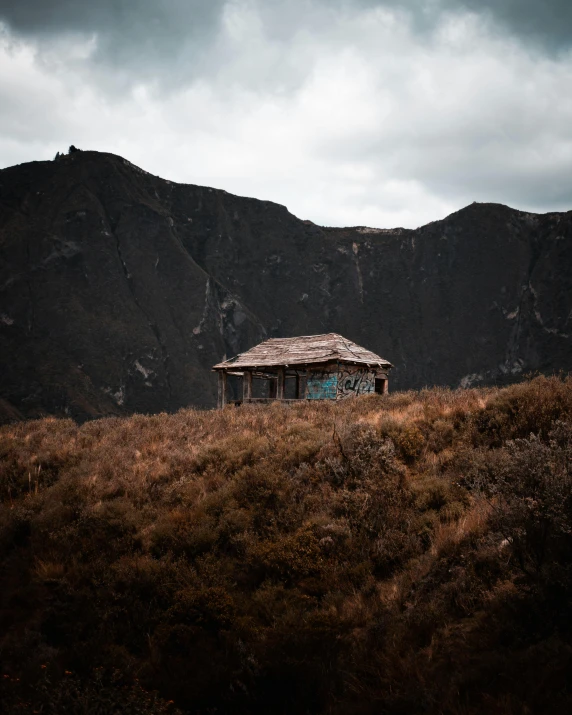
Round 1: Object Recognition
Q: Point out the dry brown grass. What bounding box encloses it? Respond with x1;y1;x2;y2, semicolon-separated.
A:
1;375;572;714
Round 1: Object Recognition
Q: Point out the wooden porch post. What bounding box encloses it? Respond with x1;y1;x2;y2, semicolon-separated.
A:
277;367;285;400
218;371;227;408
243;370;252;403
383;379;389;395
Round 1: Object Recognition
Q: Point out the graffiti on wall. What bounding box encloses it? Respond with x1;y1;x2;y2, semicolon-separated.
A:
305;367;388;400
306;370;338;400
337;367;376;399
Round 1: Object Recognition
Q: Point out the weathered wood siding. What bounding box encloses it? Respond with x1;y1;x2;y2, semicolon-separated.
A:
337;366;377;399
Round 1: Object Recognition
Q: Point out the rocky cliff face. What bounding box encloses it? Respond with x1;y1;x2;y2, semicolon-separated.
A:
1;151;571;421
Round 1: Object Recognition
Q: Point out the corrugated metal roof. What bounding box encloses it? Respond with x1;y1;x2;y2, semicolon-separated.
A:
213;333;393;370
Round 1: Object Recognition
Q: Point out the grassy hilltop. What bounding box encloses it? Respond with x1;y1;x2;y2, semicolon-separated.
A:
1;376;572;713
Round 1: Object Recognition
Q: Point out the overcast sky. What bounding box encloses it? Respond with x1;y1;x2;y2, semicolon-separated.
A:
1;0;571;228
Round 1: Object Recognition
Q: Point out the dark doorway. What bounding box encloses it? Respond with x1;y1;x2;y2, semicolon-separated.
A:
374;378;387;395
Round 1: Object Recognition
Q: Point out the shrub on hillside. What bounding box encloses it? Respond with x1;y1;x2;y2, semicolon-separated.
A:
0;667;180;715
471;421;572;581
473;374;572;446
1;376;572;714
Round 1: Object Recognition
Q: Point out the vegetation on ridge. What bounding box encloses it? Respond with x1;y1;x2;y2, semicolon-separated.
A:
1;375;572;713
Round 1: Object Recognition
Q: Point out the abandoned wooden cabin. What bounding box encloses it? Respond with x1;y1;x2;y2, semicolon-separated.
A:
213;333;393;407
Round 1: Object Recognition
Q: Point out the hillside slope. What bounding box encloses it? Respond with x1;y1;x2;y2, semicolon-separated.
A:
1;377;572;713
1;151;571;420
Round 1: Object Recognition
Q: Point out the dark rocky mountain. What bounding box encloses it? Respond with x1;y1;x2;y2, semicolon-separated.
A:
0;150;571;422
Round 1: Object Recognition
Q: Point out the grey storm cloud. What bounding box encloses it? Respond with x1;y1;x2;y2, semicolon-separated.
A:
355;0;572;49
0;1;570;97
1;0;571;71
450;0;572;50
0;0;228;82
0;0;226;41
